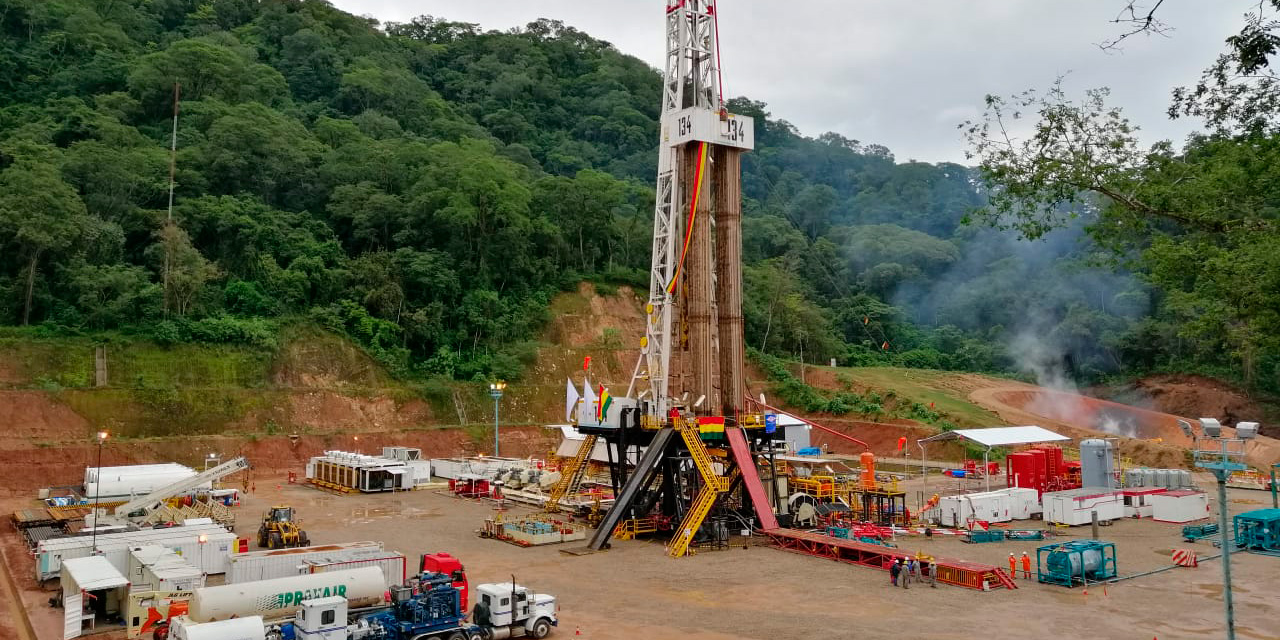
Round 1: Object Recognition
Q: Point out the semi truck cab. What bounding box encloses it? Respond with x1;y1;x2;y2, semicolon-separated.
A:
472;583;557;639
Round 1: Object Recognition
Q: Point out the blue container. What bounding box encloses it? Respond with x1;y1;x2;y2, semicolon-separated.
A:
948;469;967;478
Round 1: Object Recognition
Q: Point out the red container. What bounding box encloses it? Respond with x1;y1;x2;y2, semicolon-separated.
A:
1006;452;1038;491
987;461;1000;476
1025;449;1048;493
1033;444;1064;481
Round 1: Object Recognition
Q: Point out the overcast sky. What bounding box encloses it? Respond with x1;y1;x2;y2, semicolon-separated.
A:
330;1;1249;163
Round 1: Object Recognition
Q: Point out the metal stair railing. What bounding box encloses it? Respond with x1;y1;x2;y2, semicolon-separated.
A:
678;421;727;491
546;435;597;512
668;468;740;558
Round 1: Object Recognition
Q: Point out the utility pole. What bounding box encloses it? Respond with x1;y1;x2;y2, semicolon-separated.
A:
163;82;180;317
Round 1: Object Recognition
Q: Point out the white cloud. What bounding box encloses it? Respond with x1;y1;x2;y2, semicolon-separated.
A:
333;1;1251;163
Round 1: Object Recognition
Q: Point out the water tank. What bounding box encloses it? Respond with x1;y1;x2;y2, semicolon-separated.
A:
1177;469;1192;488
1080;439;1115;488
1153;469;1169;489
1047;544;1106;578
190;567;385;622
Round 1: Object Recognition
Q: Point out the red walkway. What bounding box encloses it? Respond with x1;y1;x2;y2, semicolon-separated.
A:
726;427;779;530
766;528;1010;590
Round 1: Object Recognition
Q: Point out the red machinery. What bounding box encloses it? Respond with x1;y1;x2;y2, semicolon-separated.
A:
421;552;469;610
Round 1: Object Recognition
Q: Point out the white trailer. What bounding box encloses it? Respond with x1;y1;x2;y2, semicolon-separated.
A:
84;464;202;501
170;616;265;640
37;523;233;581
228;541;387;583
1043;488;1124;526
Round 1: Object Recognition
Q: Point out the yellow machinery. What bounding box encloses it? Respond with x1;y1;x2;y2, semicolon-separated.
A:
257;505;310;549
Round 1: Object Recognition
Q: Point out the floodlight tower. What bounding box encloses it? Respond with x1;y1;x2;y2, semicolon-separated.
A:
1190;418;1258;640
638;0;754;418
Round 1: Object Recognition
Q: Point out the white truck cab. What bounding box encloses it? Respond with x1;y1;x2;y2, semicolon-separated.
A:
473;583;557;639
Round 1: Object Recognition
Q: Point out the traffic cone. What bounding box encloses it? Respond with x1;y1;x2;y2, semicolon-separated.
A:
1103;586;1108;597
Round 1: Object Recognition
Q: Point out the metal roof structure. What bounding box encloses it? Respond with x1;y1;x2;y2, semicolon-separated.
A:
918;426;1070;448
61;556;129;590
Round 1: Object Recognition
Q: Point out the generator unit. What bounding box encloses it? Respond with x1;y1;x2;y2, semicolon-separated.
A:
1233;509;1280;552
1036;540;1117;587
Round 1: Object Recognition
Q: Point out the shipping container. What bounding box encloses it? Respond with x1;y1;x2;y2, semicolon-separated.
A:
1042;488;1124;525
306;553;407;588
1003;487;1042;519
1120;487;1167;518
227;541;386;584
36;523;232;581
1151;490;1210;523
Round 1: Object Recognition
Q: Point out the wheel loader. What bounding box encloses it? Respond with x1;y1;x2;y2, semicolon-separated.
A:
257;505;310;549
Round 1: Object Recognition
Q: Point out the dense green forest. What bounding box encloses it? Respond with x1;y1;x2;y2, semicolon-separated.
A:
0;0;1269;392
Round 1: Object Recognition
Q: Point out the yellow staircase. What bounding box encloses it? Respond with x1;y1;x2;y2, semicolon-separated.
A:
668;466;740;558
678;421;728;491
545;435;597;512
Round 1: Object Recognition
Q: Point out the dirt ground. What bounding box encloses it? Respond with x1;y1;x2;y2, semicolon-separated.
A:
7;469;1280;640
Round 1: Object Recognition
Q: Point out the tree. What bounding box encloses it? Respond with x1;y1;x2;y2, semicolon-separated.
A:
0;154;90;324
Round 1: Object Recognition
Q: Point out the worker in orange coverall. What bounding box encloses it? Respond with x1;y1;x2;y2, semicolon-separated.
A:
1008;553;1017;578
1021;552;1032;579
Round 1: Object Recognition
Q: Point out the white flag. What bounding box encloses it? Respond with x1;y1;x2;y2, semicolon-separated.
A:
565;378;580;422
581;378;598;424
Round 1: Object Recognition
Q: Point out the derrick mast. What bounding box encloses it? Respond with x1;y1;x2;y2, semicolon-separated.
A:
641;0;754;417
571;1;774;557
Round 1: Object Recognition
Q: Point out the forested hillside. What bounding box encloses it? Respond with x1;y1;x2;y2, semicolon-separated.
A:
0;0;1239;390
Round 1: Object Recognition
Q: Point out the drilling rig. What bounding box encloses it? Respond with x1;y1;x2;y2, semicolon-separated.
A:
564;0;780;557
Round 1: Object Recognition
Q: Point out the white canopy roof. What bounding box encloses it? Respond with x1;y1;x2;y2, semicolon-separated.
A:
918;426;1069;448
61;556;128;590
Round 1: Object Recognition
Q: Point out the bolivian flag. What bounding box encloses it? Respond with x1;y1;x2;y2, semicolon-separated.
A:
597;385;613;422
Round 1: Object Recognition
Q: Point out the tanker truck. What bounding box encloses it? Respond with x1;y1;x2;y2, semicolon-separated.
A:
149;567;387;638
268;572;557;640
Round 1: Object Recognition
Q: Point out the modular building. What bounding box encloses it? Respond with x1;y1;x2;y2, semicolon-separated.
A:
62;556;131;639
128;545;206;592
36;522;233;581
305;450;419;492
84;463;204;501
1043;488;1124;526
1120;487;1167;518
1152;490;1211;523
227;541;387;584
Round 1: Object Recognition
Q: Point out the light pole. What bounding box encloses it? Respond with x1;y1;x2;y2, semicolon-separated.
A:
489;382;507;457
1184;418;1256;640
92;430;107;554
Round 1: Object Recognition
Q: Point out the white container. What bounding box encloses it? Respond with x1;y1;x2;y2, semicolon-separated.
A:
306;553;406;588
228;541;386;584
36;523;231;581
1043;488;1124;525
1151;490;1210;523
171;615;265;640
937;490;1013;526
189;566;385;622
1001;487;1041;519
84;464;203;501
128;546;205;592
